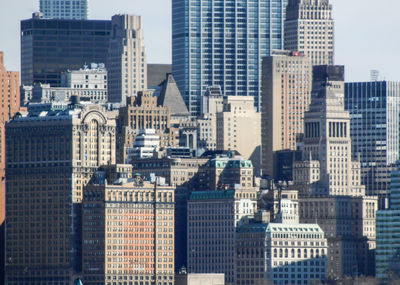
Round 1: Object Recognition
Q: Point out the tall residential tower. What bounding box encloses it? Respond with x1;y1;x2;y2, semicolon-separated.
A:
284;0;334;65
172;0;288;115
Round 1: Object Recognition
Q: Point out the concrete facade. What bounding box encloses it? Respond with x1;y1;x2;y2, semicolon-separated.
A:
216;96;261;173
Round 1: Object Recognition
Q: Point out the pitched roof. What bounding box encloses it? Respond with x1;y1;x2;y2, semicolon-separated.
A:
157;73;190;116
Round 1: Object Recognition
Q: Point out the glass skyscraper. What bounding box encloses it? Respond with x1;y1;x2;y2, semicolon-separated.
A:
172;0;287;115
345;81;400;208
40;0;88;20
376;161;400;282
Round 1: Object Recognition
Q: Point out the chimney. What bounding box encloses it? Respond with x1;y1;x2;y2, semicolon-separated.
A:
0;51;3;67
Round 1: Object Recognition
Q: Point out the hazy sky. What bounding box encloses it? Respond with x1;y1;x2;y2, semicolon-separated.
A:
0;0;399;82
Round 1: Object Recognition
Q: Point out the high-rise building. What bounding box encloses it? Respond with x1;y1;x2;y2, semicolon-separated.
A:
284;0;334;65
39;0;88;20
21;13;111;86
107;14;147;105
5;104;117;284
292;68;378;278
293;67;365;197
172;0;288;115
82;176;175;285
216;96;261;172
376;161;400;282
187;189;258;284
345;81;400;209
0;51;21;285
261;51;312;177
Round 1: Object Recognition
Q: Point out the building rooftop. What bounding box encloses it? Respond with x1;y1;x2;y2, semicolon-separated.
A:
157;73;190;116
237;221;323;234
189;190;235;201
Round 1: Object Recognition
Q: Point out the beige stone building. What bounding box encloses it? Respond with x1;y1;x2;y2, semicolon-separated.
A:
292;73;378;278
216;96;261;173
285;0;335;65
261;51;312;177
293;75;365;197
5;103;117;284
108;14;147;104
82;177;175;285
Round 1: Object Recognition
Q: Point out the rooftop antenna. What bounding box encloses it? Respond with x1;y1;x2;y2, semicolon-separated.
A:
370;70;379;81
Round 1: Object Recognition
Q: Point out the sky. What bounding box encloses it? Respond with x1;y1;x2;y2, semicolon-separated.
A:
0;0;399;82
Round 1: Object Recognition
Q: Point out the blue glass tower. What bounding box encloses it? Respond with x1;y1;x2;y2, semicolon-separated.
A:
172;0;287;115
376;161;400;281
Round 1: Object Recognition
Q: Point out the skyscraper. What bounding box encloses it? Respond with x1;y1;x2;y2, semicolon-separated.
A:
284;0;334;65
0;51;21;285
293;66;365;197
21;13;111;86
107;14;147;105
345;81;400;209
5;104;116;284
293;67;378;278
39;0;88;20
261;51;312;177
172;0;288;115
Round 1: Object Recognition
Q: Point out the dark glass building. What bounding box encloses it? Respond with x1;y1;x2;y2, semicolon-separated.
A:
21;13;111;86
345;81;400;209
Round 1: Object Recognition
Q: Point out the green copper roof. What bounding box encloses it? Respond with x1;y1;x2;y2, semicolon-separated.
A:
189;190;235;201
